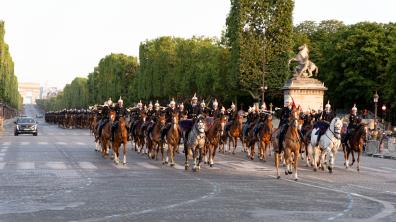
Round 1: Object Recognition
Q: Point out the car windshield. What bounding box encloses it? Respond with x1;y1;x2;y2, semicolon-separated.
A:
18;118;35;124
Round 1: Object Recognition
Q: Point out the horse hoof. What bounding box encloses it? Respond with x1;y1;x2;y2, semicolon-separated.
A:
357;168;360;172
294;178;298;181
210;164;213;167
328;166;333;173
185;166;188;170
204;161;208;164
288;170;292;175
313;168;317;172
277;176;280;179
170;163;175;167
285;171;288;175
165;161;168;165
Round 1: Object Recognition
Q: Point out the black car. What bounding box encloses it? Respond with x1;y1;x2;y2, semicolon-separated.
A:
14;117;38;136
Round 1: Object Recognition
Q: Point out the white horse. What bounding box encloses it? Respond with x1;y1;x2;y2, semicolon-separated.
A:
310;117;343;173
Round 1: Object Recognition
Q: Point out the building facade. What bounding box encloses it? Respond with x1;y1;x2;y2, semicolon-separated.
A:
18;82;41;104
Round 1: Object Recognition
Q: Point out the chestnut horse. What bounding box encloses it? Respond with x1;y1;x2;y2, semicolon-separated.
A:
227;114;244;154
147;113;166;160
164;112;180;166
204;116;226;167
275;109;301;180
112;116;128;165
100;111;115;158
131;112;147;153
258;114;273;162
343;123;368;171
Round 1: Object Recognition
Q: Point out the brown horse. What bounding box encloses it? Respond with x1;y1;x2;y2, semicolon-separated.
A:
100;111;115;158
132;112;147;153
227;114;244;154
275;109;301;180
343;123;368;171
164;112;180;166
112;116;128;165
204;116;226;167
258;114;273;162
147;114;166;160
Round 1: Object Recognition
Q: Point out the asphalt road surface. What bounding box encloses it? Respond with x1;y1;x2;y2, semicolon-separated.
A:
0;105;395;222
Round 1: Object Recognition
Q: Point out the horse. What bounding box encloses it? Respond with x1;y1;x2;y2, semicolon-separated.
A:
227;114;244;154
342;123;368;171
204;116;226;167
131;112;147;153
164;112;180;166
310;117;343;173
184;115;206;171
258;114;273;162
300;114;315;166
112;116;128;165
274;108;301;180
147;113;166;160
100;111;115;159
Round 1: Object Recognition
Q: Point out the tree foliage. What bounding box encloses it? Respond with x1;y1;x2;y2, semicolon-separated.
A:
0;21;22;109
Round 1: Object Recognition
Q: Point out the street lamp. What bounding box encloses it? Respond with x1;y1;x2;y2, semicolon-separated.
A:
373;91;379;129
382;104;387;130
260;85;268;107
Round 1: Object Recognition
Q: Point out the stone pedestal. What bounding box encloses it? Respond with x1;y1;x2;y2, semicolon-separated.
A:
282;77;327;112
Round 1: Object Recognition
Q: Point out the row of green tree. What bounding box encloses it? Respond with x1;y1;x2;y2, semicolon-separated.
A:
38;0;395;121
0;21;22;109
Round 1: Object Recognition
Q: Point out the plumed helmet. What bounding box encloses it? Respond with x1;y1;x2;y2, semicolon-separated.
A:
179;103;184;109
325;100;331;110
261;102;266;110
137;100;143;108
104;101;108;107
213;98;218;107
248;106;253;113
352;104;357;113
221;106;226;113
118;96;123;104
231;102;236;110
107;97;113;106
148;101;153;109
191;93;198;101
154;100;160;107
200;99;206;107
170;98;176;106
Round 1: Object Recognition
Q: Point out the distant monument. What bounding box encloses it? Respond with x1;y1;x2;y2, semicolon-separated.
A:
282;44;327;111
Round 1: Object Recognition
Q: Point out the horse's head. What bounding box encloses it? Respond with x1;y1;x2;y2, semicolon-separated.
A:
119;116;126;128
196;117;206;134
330;117;343;139
171;112;179;125
109;111;116;122
218;116;227;136
159;113;166;126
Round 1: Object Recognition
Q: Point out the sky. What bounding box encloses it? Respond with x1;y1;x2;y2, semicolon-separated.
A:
0;0;395;89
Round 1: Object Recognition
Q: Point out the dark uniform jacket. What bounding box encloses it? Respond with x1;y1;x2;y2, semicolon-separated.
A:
279;107;292;127
186;104;200;119
320;111;335;123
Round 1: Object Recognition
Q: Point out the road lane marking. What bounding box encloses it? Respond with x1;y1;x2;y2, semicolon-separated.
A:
173;163;185;170
2;142;11;145
78;162;97;170
0;162;5;169
55;142;67;145
75;142;86;146
38;142;49;145
46;161;67;169
17;162;35;170
360;166;391;173
20;142;30;145
380;167;396;171
136;162;160;169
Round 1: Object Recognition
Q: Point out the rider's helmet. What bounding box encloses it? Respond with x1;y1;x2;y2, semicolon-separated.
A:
104;101;109;107
200;99;206;108
212;99;218;109
351;104;357;115
107;97;113;107
191;93;198;105
170;98;176;109
231;102;236;111
118;96;123;107
148;101;153;110
285;95;292;108
154;100;160;111
261;102;266;111
221;106;226;114
137;100;143;109
325;100;331;112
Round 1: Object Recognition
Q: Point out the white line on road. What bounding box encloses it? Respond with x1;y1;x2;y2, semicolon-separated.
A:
17;162;35;170
75;142;86;146
20;142;30;145
38;142;49;145
136;162;160;169
380;167;396;171
360;166;392;173
2;142;11;145
46;161;67;169
173;163;185;170
55;142;67;145
78;162;97;170
0;162;5;169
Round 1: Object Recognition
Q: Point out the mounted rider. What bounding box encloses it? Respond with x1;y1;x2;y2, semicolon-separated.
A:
178;102;187;120
161;98;178;141
200;99;210;116
343;104;360;143
111;97;127;142
129;100;144;136
186;93;200;120
98;98;112;137
314;100;336;145
225;102;237;134
253;103;270;137
278;96;293;151
210;98;222;119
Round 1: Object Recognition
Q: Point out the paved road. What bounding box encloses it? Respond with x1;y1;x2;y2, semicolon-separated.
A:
0;105;395;222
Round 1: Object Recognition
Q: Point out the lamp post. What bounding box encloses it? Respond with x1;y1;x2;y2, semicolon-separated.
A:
373;91;379;129
260;85;268;107
382;104;386;130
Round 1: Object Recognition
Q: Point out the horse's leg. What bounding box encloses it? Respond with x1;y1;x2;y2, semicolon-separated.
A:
122;141;127;165
275;152;280;179
204;144;209;164
166;143;171;164
170;143;176;167
350;149;355;166
197;146;202;170
192;146;198;171
357;150;361;172
294;150;299;181
312;146;319;172
161;142;166;164
211;144;217;167
184;145;189;170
